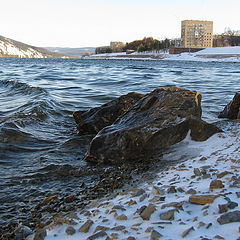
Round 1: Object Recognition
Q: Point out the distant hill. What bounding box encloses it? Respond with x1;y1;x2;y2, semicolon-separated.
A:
0;35;70;58
45;47;96;57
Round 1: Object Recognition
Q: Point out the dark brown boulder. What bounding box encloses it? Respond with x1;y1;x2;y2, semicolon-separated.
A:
73;92;144;134
85;87;204;163
218;92;240;119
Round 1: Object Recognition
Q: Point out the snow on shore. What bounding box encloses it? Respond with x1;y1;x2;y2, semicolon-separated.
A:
86;47;240;62
40;121;240;240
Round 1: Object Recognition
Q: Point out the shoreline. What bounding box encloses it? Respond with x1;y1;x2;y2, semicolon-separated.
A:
29;120;240;240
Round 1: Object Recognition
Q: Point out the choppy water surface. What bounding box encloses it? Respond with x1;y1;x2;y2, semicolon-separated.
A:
0;58;239;227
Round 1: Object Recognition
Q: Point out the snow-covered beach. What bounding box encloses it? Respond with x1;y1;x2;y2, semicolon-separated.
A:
85;47;240;63
28;120;240;240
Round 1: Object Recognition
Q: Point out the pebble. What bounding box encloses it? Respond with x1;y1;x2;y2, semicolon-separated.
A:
217;171;230;178
94;225;110;233
87;230;107;240
159;209;175;221
151;186;165;195
139;193;148;202
33;229;47;240
214;235;225;239
65;226;76;235
150;229;163;240
140;204;156;220
194;168;201;176
111;225;126;231
189;194;218;205
115;214;128;221
210;180;224;190
181;226;194;238
79;219;94;233
227;201;238;209
167;186;177;193
186;188;197;194
218;204;228;213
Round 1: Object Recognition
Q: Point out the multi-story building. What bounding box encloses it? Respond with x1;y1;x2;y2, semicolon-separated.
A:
181;20;213;48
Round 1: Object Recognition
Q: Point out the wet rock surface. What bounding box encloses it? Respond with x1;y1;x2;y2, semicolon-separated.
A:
218;92;240;119
85;87;204;163
73;92;144;134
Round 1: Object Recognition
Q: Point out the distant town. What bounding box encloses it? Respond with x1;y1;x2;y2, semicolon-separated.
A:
94;20;240;55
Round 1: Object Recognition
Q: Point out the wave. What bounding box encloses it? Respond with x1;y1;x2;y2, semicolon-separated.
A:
0;79;48;96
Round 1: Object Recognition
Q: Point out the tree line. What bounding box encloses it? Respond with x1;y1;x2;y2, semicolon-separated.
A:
95;37;174;54
213;28;240;47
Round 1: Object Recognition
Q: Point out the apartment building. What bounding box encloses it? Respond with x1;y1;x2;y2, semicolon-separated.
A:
181;20;213;48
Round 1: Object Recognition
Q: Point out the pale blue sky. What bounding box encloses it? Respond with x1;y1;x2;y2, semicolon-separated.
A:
1;0;239;47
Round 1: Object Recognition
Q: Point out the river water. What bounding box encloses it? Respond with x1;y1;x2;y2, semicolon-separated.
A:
0;58;239;230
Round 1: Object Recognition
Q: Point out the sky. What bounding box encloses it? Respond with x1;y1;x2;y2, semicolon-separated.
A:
1;0;240;48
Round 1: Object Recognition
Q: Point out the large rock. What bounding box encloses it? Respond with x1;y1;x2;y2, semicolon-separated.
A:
218;92;240;119
73;92;144;134
84;87;220;163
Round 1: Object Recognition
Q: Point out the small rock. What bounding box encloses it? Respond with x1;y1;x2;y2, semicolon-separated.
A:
191;216;198;222
132;188;145;197
199;157;207;161
94;225;110;233
79;219;94;233
159;209;175;221
151;186;165;195
161;201;183;210
53;217;77;225
186;188;197;194
15;225;33;239
206;223;212;229
209;180;224;190
217;210;240;224
236;192;240;198
149;196;164;203
202;210;208;216
202;174;211;179
33;229;47;240
112;205;126;211
41;195;58;205
111;225;125;231
115;214;128;221
217;171;230;178
139;193;148;202
145;227;153;233
218;204;228;213
227;201;238;209
177;187;185;193
197;222;206;228
140;204;156;220
126;199;137;206
65;226;76;236
150;229;163;240
189;195;218;205
167;186;177;193
87;230;107;240
109;233;119;239
194;168;201;176
126;237;136;240
214;235;225;239
181;226;194;238
135;205;146;215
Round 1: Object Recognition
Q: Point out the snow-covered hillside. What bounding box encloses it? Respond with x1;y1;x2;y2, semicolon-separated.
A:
0;35;67;58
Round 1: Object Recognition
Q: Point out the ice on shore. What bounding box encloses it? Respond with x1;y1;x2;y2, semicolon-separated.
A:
87;46;240;62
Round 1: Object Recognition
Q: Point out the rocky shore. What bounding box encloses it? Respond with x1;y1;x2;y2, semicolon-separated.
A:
2;89;240;240
34;120;240;240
